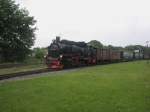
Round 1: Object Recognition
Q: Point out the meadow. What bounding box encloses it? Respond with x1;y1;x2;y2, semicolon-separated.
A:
0;61;150;112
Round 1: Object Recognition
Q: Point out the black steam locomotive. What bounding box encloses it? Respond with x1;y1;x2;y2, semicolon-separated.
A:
45;37;147;69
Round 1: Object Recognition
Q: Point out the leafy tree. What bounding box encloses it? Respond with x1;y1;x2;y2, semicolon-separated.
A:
0;0;36;62
33;47;47;60
88;40;103;48
107;45;124;51
125;45;145;52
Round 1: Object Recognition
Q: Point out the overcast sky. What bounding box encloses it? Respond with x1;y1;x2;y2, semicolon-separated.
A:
15;0;150;47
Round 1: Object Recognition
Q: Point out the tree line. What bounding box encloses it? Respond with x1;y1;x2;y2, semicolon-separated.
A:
88;40;150;53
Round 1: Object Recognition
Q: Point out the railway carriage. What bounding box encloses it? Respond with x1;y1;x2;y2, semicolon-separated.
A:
110;50;121;61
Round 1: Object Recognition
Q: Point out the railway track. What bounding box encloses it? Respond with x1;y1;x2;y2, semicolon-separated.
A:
0;68;52;80
0;60;139;81
0;64;95;81
0;63;26;69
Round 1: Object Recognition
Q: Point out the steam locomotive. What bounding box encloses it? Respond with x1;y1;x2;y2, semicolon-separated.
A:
45;37;146;69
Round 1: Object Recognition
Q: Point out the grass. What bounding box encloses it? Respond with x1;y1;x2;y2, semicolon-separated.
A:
0;64;46;75
0;60;150;112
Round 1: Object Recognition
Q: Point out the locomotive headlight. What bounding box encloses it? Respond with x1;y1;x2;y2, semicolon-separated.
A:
60;55;63;58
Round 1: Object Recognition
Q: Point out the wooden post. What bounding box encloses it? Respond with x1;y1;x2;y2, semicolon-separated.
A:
146;41;149;64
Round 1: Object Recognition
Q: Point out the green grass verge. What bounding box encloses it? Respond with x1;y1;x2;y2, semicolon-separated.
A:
0;61;150;112
0;64;46;75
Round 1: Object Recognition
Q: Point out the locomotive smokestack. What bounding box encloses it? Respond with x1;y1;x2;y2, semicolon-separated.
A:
56;36;60;43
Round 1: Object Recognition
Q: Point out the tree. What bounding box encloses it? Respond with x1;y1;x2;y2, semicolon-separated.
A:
88;40;103;48
33;47;47;60
125;45;145;52
0;0;36;62
107;45;123;51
